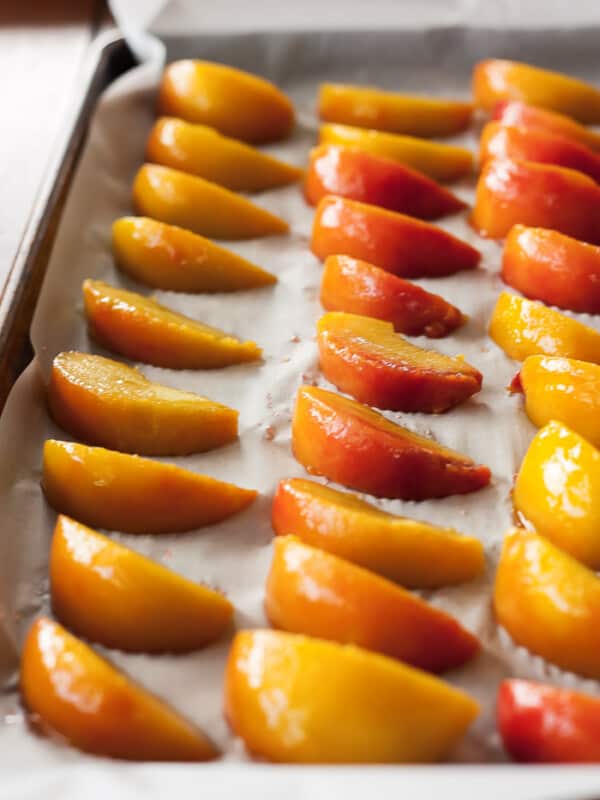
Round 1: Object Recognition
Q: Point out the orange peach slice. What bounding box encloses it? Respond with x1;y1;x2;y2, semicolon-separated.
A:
494;527;600;679
292;385;491;500
317;311;482;412
146;117;302;191
42;439;256;534
493;101;600;152
272;478;484;588
83;279;261;369
112;217;276;292
320;123;473;182
48;352;238;456
224;629;479;763
133;164;288;240
157;60;294;143
21;617;218;760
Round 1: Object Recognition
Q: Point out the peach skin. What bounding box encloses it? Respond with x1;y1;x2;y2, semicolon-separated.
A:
112;217;276;292
265;536;480;672
20;617;218;761
271;478;484;588
311;196;481;278
493;101;600;152
317;311;482;412
304;145;465;219
320;123;473;182
494;527;600;679
132;164;288;240
224;629;479;763
501;225;600;314
147;117;303;191
320;255;466;338
489;292;600;363
291;385;491;500
42;439;256;534
471;158;600;243
48;352;238;456
83;279;261;369
318;83;473;137
513;421;600;569
473;59;600;123
157;60;294;143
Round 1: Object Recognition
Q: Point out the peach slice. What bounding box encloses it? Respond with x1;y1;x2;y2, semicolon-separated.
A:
320;255;466;338
20;617;218;760
271;478;484;588
493;101;600;152
48;352;238;456
318;83;473;137
473;59;600;123
265;536;480;672
311;196;480;278
83;279;261;369
146;117;303;191
157;60;294;143
489;292;600;363
50;515;233;652
291;385;491;500
471;158;600;243
42;439;256;534
224;629;479;763
112;217;276;293
501;225;600;314
132;164;288;240
319;123;473;182
494;527;600;679
317;311;482;412
304;145;465;219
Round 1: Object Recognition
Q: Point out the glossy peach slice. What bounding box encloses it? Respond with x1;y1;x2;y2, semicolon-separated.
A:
83;279;261;369
272;478;484;588
317;311;481;412
48;352;238;456
311;196;480;278
224;629;479;763
493;101;600;152
42;439;256;534
157;60;294;143
21;617;217;761
292;385;491;500
133;164;288;240
147;117;302;191
320;123;473;182
112;217;276;292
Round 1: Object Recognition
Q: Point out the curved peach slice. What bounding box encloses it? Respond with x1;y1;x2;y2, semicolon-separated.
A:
319;83;473;137
224;629;479;763
21;617;218;760
473;59;600;123
112;217;276;292
157;60;294;143
48;352;238;456
317;311;481;412
272;478;484;588
50;515;233;652
42;440;256;534
311;196;480;278
146;117;302;191
471;158;600;243
83;279;261;369
489;292;600;363
133;164;288;240
292;385;491;500
320;255;466;338
305;145;465;219
494;527;600;679
319;123;473;182
265;536;480;672
493;101;600;152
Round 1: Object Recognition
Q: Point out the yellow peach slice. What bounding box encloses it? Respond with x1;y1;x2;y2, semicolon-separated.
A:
48;352;238;456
